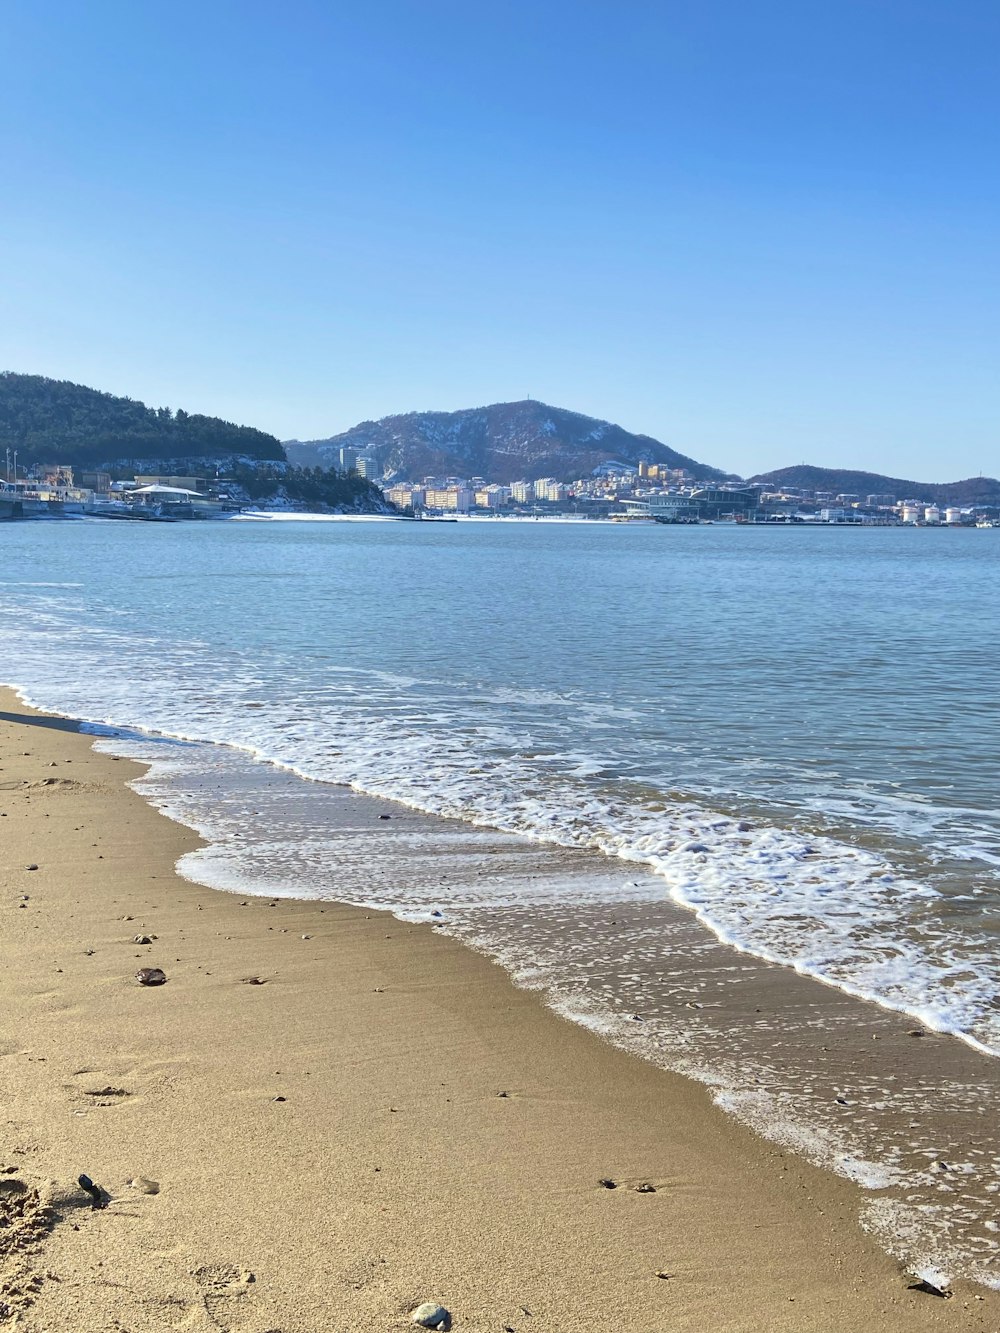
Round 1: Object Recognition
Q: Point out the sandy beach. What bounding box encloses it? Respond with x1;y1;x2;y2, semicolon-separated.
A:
1;688;996;1331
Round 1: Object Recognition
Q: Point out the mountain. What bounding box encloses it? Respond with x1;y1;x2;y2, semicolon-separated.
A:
0;372;285;471
284;400;727;483
749;464;1000;506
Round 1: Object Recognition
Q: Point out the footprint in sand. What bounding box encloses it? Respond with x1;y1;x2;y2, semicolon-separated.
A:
193;1262;260;1330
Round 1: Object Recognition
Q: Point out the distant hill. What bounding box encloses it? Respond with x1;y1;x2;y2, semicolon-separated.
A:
0;372;285;471
750;464;1000;507
285;400;727;483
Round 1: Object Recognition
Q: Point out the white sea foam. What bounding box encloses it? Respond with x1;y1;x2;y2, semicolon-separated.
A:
7;639;999;1057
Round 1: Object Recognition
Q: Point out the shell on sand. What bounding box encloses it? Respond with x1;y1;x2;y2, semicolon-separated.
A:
412;1303;451;1329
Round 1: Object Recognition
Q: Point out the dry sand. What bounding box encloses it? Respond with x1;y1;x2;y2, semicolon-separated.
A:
0;688;996;1332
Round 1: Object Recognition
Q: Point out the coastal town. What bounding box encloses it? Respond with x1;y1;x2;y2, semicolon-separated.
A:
3;452;999;525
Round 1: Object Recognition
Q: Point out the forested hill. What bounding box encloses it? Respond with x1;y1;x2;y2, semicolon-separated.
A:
749;464;1000;506
286;399;727;483
0;373;286;469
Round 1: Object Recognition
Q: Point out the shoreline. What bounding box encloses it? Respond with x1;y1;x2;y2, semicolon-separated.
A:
1;689;997;1330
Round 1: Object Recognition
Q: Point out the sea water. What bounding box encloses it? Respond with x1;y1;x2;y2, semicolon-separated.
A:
2;517;998;1282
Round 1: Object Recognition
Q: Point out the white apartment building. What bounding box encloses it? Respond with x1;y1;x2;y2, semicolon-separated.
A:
386;485;426;509
535;479;568;502
424;487;473;512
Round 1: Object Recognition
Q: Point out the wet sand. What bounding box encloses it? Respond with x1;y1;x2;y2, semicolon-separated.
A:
1;688;997;1331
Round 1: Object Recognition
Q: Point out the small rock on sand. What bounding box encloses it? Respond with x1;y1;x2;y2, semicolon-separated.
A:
598;1177;617;1189
412;1303;451;1329
135;967;167;986
129;1177;160;1194
133;935;152;945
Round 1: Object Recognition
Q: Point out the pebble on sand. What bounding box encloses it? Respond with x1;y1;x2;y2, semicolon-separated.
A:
412;1302;451;1329
135;967;167;986
598;1177;617;1189
129;1177;160;1194
133;935;152;945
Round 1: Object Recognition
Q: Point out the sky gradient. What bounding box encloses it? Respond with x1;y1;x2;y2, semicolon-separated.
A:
2;1;998;478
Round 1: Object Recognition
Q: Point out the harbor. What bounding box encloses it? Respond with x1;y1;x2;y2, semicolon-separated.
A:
1;465;235;522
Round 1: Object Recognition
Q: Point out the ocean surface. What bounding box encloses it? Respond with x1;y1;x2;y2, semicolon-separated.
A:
2;515;999;1284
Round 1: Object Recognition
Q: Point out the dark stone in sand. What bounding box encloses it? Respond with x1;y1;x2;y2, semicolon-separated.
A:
242;976;267;985
497;1090;509;1098
635;1182;656;1193
78;1173;107;1209
133;935;152;945
25;864;38;871
136;967;167;986
272;1095;286;1103
378;814;392;820
598;1177;617;1189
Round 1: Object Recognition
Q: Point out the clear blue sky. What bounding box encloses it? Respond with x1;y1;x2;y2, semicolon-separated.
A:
2;1;998;478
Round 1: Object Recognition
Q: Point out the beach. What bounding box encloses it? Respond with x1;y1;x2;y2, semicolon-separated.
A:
1;688;997;1331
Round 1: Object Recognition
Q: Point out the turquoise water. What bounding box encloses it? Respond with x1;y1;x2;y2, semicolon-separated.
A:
3;518;998;1035
3;516;1000;1280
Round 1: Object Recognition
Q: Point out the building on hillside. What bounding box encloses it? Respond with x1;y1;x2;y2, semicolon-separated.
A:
339;446;357;473
532;479;567;502
354;455;380;480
